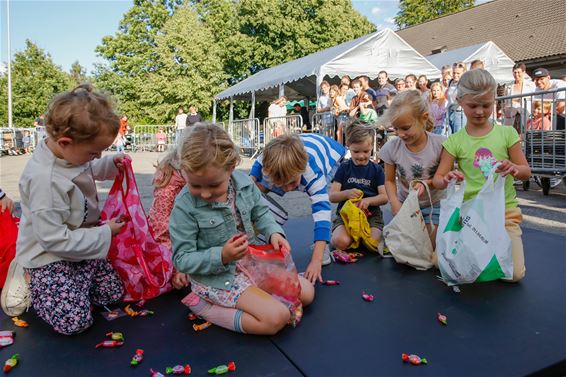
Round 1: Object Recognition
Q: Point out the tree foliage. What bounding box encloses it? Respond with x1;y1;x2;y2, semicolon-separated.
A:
395;0;474;29
0;40;73;127
70;61;88;85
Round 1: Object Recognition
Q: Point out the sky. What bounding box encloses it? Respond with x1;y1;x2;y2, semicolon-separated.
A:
0;0;486;75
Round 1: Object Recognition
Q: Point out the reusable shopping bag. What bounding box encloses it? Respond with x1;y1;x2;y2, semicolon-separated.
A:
383;181;434;270
436;166;513;286
101;159;173;301
0;211;18;288
238;244;303;326
339;196;378;252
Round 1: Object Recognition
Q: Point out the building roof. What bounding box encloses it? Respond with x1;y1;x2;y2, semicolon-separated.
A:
396;0;566;63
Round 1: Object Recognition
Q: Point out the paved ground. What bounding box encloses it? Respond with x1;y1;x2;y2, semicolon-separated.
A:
1;151;565;235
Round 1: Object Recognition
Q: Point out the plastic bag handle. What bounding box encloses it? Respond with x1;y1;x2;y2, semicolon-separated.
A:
409;180;435;229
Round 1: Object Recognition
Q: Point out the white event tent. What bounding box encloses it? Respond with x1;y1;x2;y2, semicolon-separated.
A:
426;41;515;83
213;28;441;122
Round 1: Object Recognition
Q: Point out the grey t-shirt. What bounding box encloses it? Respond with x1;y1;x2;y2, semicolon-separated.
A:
380;132;446;207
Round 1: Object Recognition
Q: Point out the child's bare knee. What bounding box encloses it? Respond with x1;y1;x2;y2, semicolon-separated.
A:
264;307;290;334
331;234;350;250
299;278;315;306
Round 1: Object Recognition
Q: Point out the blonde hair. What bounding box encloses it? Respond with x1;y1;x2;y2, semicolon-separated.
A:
429;82;446;105
262;135;308;186
46;84;119;142
457;69;497;99
532;100;552;114
345;120;375;146
178;123;240;173
154;147;182;188
382;90;434;132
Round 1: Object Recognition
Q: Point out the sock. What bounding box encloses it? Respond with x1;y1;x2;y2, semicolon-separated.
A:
183;292;245;333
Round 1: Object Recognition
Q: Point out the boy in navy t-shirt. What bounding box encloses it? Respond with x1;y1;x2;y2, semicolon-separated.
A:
329;122;388;251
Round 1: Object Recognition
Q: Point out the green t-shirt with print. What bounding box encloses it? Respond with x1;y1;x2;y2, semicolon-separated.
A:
443;125;520;209
359;109;377;123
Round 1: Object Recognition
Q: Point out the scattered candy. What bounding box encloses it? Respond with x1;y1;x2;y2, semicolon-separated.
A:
3;354;19;373
124;305;138;317
0;331;15;349
321;280;340;285
137;299;146;308
348;252;364;259
362;292;374;302
166;364;191;375
332;250;357;264
95;340;124;348
402;353;427;365
437;313;447;325
125;304;154;317
150;369;165;377
187;313;198;321
138;309;155;317
208;365;228;375
101;307;127;321
11;317;28;328
131;349;144;366
106;332;124;341
193;322;212;332
227;361;236;371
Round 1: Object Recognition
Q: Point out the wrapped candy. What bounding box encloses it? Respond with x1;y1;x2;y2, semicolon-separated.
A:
131;349;144;366
362;292;374;302
0;331;15;349
150;369;165;377
208;365;228;375
11;317;28;328
227;361;236;371
437;313;447;325
106;332;124;341
166;364;191;375
3;354;19;373
402;353;427;365
193;322;212;332
96;340;123;348
321;280;340;285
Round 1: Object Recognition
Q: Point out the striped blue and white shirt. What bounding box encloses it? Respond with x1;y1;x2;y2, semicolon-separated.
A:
250;134;346;242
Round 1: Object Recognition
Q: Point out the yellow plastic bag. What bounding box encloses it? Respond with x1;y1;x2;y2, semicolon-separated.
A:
339;196;378;252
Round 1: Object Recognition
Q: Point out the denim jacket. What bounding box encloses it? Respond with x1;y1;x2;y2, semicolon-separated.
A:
170;170;284;290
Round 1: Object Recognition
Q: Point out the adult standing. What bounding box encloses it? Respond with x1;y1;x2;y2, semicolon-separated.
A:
186;106;203;127
374;70;396;116
175;107;187;143
446;62;467;133
404;74;418;91
533;67;566;129
441;65;452;91
503;63;536;130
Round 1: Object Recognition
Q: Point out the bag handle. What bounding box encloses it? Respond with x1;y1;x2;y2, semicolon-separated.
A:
409;180;435;229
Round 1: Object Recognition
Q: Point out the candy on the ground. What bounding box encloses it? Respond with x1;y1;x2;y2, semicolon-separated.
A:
106;332;124;341
437;312;448;325
11;317;28;328
227;361;236;371
362;292;374;301
95;340;124;348
187;313;198;321
321;280;340;285
3;354;19;373
208;365;228;375
150;369;165;377
0;331;15;349
402;353;427;365
131;349;144;366
165;364;191;375
193;322;212;331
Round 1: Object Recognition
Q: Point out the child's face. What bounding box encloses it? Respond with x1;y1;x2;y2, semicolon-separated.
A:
391;110;426;147
431;85;442;99
352;83;362;95
186;164;233;203
56;133;115;166
457;91;494;128
349;138;373;167
279;175;301;192
533;106;542;117
321;84;330;95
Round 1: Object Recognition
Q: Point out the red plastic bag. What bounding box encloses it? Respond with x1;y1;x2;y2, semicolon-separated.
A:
0;211;18;288
101;160;173;301
238;244;303;326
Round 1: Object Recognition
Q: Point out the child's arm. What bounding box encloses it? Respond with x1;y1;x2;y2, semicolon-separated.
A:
249;159;271;193
384;163;403;215
328;181;361;203
496;142;531;180
90;154;131;181
432;148;465;189
249;182;286;248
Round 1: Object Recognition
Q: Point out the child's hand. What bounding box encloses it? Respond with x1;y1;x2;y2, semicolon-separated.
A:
347;189;363;200
413;181;426;198
113;154;132;170
495;160;519;177
0;195;15;214
172;272;189;289
304;260;323;284
108;217;126;236
221;234;249;264
270;233;291;253
443;170;465;185
356;197;371;212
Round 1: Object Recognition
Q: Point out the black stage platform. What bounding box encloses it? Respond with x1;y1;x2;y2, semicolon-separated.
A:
0;217;564;376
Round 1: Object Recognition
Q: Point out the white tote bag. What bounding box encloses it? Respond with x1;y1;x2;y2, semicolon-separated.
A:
436;167;513;286
383;181;435;270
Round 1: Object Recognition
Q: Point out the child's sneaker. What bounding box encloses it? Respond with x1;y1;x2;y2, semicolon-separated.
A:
1;260;31;317
310;244;332;266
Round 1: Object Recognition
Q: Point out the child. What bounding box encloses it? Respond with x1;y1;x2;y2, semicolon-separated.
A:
358;94;378;124
22;131;32;154
250;134;346;283
0;189;15;214
432;69;531;282
380;90;447;250
170;124;314;335
156;128;167;152
446;62;467;133
429;82;448;135
147;146;189;289
113;133;125;153
527;101;551;131
330;122;388;251
1;84;127;334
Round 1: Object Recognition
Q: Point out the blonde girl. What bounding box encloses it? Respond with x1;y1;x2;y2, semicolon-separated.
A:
433;69;531;282
429;82;448;135
380;90;447;249
170;123;314;335
331;84;349;144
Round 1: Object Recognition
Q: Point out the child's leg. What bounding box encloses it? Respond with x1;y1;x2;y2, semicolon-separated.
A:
298;276;315;306
331;224;352;251
90;259;124;306
504;207;525;282
236;286;290;335
29;261;95;335
370;227;382;243
183;292;246;333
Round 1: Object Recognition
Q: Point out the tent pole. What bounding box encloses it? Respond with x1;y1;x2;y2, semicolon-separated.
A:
250;91;256;119
278;85;284;98
229;97;234;124
212;99;217;123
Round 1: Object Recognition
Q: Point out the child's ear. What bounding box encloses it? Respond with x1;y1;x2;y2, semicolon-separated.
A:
56;136;73;147
421;111;430;123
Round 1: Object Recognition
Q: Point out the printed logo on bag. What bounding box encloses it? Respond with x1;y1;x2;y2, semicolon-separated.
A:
473;148;497;179
462;215;488;245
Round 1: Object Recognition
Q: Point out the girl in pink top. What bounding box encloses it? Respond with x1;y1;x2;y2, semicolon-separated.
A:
429;82;448;135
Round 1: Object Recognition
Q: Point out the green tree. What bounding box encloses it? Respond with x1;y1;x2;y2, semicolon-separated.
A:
0;40;73;127
70;61;88;85
395;0;474;29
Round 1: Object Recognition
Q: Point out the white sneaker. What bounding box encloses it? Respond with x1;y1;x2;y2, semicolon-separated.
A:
310;244;332;266
1;260;30;317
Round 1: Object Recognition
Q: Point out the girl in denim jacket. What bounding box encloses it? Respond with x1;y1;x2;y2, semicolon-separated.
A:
170;124;314;335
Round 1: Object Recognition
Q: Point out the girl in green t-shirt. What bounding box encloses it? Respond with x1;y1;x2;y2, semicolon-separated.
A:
432;69;531;282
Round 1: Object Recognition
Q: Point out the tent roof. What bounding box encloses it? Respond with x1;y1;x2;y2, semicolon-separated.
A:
215;28;441;101
426;41;516;82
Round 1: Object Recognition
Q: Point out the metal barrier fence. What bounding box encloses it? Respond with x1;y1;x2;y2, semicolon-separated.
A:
228;118;262;158
262;115;303;145
1;127;43;155
131;125;176;152
312;112;335;138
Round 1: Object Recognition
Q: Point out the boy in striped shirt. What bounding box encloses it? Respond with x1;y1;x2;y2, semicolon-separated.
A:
250;134;346;283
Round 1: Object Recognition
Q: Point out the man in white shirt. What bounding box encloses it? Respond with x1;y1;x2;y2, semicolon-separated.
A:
175;107;188;143
533;67;565;129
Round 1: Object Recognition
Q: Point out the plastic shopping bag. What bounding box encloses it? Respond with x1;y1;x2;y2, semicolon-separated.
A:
101;159;173;301
383;181;434;270
339;196;378;252
436;167;513;286
0;211;18;288
238;244;303;326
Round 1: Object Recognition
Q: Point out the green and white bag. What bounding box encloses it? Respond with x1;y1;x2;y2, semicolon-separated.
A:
436;166;513;286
